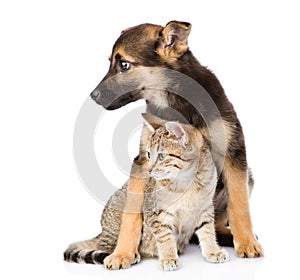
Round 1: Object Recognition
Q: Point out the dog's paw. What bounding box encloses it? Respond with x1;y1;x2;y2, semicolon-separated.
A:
103;253;141;270
205;248;229;263
235;239;263;258
159;258;181;271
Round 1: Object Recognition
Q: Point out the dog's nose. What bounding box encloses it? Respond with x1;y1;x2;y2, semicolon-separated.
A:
90;89;100;100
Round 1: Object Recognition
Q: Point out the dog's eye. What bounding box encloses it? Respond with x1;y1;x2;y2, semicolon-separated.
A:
118;61;131;72
147;151;151;159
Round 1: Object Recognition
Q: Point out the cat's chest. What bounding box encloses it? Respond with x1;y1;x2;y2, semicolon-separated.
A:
156;183;212;226
156;182;211;212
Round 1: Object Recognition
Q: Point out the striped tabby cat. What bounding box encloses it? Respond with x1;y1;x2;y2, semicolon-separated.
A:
64;114;228;270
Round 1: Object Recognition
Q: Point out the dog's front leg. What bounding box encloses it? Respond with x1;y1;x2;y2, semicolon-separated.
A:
223;157;264;258
104;126;150;270
103;175;145;270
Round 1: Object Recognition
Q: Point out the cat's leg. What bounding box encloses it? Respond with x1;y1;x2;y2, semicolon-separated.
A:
139;218;180;270
103;126;151;270
195;208;228;263
155;225;180;270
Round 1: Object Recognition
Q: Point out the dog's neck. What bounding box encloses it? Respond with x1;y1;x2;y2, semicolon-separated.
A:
146;93;207;129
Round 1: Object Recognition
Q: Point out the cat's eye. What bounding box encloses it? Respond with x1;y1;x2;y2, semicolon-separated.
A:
147;151;151;159
158;153;166;161
118;61;131;72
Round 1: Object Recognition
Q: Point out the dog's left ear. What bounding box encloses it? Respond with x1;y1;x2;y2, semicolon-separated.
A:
156;21;192;61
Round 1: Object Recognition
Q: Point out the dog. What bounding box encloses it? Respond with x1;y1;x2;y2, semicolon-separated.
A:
90;21;263;269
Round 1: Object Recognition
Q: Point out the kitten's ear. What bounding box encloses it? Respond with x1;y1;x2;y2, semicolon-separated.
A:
156;21;192;61
165;122;188;145
142;113;165;131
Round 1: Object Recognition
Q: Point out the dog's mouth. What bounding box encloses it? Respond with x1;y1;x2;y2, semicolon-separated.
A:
90;82;142;110
90;70;144;110
105;90;141;110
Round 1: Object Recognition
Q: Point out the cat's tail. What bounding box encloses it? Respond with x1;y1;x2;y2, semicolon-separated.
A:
63;235;112;265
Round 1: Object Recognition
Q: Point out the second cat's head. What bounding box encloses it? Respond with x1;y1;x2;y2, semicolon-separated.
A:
142;113;204;181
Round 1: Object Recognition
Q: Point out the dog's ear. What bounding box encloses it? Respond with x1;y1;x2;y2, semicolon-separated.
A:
156;21;192;61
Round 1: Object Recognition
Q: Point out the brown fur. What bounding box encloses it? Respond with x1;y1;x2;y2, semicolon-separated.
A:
104;212;143;269
64;115;229;269
90;21;263;268
156;21;191;64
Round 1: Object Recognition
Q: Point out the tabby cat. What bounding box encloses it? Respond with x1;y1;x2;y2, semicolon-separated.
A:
64;114;228;270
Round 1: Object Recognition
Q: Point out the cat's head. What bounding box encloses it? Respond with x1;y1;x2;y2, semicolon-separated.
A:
142;113;204;181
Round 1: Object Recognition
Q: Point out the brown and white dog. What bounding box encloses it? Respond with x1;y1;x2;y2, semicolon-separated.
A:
90;20;263;269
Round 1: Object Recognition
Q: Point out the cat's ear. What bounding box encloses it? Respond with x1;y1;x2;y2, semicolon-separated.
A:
165;122;188;145
142;113;165;132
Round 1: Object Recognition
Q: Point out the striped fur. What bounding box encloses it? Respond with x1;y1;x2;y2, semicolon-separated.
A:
64;116;228;269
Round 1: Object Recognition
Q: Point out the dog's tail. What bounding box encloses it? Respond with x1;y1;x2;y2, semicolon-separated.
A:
63;235;111;265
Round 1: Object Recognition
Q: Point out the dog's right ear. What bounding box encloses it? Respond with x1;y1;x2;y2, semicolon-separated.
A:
156;21;192;62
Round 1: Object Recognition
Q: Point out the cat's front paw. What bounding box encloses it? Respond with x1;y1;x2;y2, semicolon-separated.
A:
159;258;181;271
104;253;141;270
205;248;229;263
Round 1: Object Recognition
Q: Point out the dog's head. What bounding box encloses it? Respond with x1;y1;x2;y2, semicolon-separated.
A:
91;21;192;110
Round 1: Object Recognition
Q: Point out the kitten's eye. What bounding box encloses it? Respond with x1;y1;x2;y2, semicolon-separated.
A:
147;151;151;159
158;153;166;161
118;61;131;72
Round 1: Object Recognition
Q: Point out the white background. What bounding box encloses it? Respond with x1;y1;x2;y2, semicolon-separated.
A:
1;0;300;279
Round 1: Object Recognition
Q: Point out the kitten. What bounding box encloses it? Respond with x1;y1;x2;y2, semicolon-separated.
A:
64;114;228;270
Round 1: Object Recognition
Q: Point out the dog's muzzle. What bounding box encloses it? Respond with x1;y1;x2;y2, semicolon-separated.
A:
90;79;141;110
90;89;100;100
89;70;144;110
